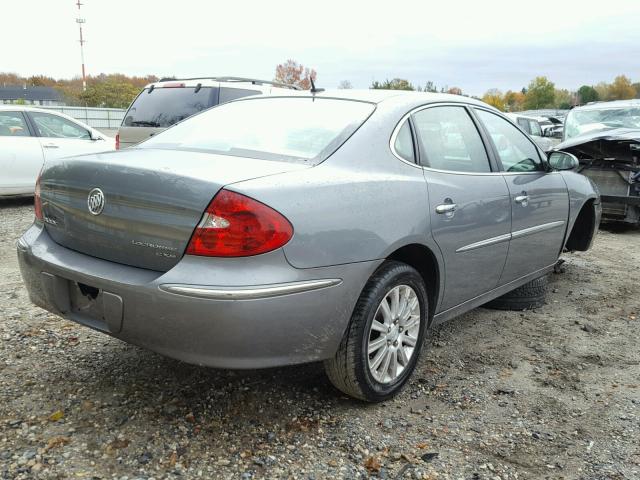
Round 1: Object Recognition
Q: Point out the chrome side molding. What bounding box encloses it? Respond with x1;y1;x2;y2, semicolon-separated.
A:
159;278;343;300
456;221;565;253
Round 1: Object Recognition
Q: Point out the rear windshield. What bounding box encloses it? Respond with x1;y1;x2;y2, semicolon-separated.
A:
122;86;219;128
139;97;376;163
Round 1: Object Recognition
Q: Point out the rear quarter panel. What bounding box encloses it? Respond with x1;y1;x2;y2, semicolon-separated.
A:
226;111;441;270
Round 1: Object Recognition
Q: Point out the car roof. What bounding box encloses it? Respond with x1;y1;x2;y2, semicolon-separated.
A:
0;104;64;114
576;99;640;111
283;89;493;109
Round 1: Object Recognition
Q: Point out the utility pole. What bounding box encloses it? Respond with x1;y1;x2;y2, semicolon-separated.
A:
75;0;87;91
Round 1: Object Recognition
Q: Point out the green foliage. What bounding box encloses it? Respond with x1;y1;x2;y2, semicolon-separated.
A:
370;78;415;90
554;89;573;110
79;80;141;108
608;75;636;100
577;85;599;104
523;76;556;109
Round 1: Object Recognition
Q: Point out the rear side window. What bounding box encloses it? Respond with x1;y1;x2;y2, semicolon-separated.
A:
0;111;30;137
219;88;261;104
123;86;219;128
517;118;530;133
393;121;415;163
141;97;375;164
412;106;491;173
528;120;542;137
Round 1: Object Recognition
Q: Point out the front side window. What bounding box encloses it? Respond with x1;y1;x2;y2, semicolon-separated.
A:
141;97;375;163
0;112;30;137
123;86;219;128
29;112;90;139
411;106;491;173
475;110;542;173
393;120;415;163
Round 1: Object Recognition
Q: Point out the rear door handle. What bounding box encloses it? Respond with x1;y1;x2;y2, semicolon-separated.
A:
514;195;529;205
435;203;457;214
43;143;59;149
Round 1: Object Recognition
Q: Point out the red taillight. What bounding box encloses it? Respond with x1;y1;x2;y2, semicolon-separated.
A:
115;133;120;150
186;190;293;257
34;170;43;220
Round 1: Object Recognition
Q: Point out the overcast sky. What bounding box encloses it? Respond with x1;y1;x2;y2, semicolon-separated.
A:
4;0;640;96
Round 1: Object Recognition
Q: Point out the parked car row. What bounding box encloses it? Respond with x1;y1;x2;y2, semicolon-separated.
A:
555;99;640;225
18;89;600;401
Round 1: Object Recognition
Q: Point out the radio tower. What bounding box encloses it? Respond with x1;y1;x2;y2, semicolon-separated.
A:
75;0;87;91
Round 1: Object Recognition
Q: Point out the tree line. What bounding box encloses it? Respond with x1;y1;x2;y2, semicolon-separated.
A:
3;59;639;111
0;72;157;109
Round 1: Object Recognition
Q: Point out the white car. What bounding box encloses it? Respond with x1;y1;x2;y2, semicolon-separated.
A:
506;113;558;152
0;106;115;196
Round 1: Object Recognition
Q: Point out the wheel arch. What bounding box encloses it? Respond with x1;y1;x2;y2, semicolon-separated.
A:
565;198;598;251
386;243;441;322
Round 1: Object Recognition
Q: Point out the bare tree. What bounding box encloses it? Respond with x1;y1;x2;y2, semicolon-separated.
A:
274;59;317;90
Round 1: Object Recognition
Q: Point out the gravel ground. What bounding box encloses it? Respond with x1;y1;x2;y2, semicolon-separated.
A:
1;197;639;480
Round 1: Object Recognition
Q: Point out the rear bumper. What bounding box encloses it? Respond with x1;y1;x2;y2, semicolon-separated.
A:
17;224;380;368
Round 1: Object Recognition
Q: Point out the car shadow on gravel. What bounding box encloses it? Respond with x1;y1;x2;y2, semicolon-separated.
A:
0;196;33;209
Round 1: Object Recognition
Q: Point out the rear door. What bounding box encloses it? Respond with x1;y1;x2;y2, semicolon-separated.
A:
26;111;107;162
0;111;44;195
118;85;220;148
410;105;511;312
474;108;568;284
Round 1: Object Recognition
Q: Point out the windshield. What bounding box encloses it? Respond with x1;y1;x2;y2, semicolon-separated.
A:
123;86;218;128
140;97;376;163
564;106;640;139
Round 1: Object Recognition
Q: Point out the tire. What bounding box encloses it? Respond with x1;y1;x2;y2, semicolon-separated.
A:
324;261;429;402
485;275;548;311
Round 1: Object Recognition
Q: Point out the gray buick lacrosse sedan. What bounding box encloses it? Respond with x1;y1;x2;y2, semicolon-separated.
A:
18;90;600;401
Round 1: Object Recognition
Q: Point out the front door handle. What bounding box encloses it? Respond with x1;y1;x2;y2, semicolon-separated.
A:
514;194;529;205
43;143;59;149
435;203;457;214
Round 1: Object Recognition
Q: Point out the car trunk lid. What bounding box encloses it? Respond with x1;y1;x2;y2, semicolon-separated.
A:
39;148;307;271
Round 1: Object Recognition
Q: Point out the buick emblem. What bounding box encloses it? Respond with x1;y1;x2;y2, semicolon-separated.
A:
87;188;105;216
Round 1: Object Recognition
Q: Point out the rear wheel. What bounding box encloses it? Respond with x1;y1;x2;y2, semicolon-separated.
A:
324;261;428;402
484;275;548;311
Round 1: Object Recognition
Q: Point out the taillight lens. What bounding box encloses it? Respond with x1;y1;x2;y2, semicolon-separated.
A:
186;190;293;257
34;169;43;221
115;133;120;150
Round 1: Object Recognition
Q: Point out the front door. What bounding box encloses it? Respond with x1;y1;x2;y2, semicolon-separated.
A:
0;111;44;195
411;105;511;312
474;109;569;284
26;111;106;162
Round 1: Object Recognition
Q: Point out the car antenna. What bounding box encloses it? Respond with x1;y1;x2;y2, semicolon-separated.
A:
310;77;324;94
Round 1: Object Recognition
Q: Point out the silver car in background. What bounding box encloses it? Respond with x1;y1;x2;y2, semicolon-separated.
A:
18;91;600;401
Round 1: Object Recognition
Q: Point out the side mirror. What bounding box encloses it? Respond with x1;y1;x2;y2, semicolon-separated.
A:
89;130;102;141
548;151;579;171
